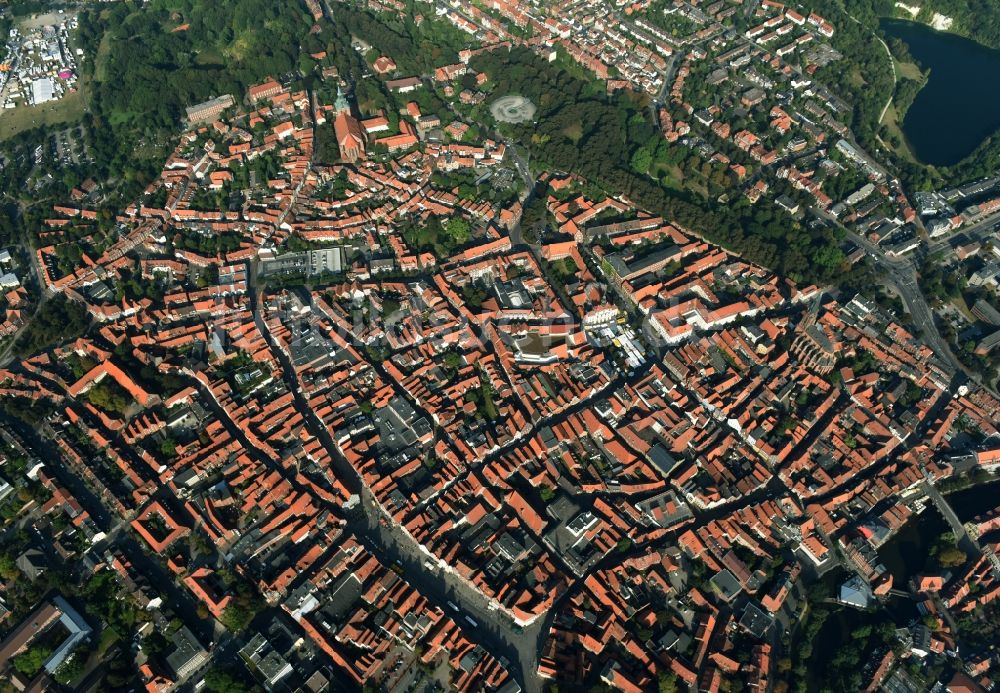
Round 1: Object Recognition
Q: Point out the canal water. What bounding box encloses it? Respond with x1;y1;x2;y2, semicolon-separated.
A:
948;479;1000;522
880;18;1000;166
877;505;948;584
805;482;1000;679
877;480;1000;584
803;588;916;689
798;507;938;656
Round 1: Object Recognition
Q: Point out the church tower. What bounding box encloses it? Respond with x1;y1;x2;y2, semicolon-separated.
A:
334;84;351;116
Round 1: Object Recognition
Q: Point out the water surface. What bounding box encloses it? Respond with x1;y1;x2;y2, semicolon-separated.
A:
880;19;1000;166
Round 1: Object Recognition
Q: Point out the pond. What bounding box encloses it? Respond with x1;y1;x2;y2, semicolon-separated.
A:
876;480;1000;584
947;479;1000;522
880;19;1000;166
802;597;914;690
877;505;948;584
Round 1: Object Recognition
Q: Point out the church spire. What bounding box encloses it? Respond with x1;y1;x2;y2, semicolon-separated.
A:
334;84;350;115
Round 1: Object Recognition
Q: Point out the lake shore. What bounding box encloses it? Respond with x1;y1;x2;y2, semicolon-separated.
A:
880;18;1000;167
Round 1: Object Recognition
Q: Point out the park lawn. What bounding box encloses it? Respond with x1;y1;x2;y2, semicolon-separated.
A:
92;13;114;81
895;59;923;81
224;31;255;61
651;162;685;191
108;109;132;126
950;294;977;322
847;67;866;88
880;103;921;165
195;47;225;66
562;121;583;143
0;88;85;141
683;176;709;198
95;626;121;658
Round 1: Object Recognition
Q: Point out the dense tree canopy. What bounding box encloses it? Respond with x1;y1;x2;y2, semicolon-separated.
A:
336;5;470;75
843;0;1000;49
70;0;337;198
469;48;847;283
14;295;90;356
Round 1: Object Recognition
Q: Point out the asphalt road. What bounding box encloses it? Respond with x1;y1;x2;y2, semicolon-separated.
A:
925;209;1000;257
838;224;968;379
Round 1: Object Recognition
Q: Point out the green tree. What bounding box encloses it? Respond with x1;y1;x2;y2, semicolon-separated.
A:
54;649;88;685
14;644;53;676
659;673;679;693
0;553;17;580
938;546;967;568
220;605;252;632
159;438;177;459
204;666;255;692
444;216;471;245
631;145;653;174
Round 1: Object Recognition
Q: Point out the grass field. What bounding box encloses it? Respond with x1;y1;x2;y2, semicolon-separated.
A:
0;88;85;141
895;59;923;81
950;294;976;323
651;162;686;192
0;10;99;142
880;103;921;165
876;55;930;165
93;29;112;81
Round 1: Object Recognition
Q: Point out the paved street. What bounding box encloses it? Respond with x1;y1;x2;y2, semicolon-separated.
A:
838;223;968;379
925;209;1000;257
